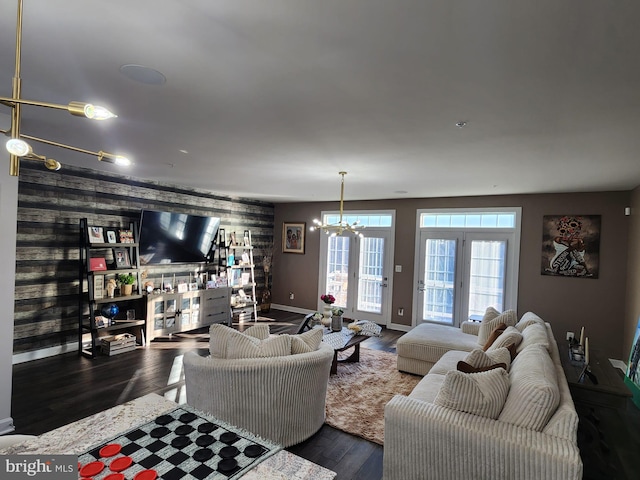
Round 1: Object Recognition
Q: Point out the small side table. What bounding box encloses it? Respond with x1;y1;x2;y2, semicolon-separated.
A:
559;343;632;408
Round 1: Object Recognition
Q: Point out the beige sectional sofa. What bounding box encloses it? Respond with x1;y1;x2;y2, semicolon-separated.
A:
384;311;583;480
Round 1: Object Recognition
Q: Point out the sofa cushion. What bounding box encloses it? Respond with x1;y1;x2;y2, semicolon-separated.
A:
434;368;510;419
487;326;523;352
464;347;512;370
515;311;545;332
482;323;507;350
429;350;469;375
396;323;478;367
409;373;446;403
477;308;517;346
516;322;550;354
226;333;292;359
457;361;507;373
243;324;270;340
498;343;560;430
289;328;323;354
209;324;237;358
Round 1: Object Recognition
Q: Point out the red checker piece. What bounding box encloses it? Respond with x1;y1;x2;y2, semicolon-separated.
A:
134;469;158;480
104;474;125;480
99;443;122;457
79;461;104;477
109;456;133;472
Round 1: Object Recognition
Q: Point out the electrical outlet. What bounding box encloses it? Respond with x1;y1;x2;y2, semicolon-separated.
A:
398;308;404;316
566;331;574;341
289;292;294;300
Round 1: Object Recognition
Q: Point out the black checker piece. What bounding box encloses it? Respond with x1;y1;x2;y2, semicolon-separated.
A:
175;424;194;436
171;436;191;449
155;414;174;425
220;432;239;444
193;447;214;462
195;434;215;447
218;458;238;474
244;444;266;458
197;422;216;433
179;412;197;423
219;446;239;458
150;426;171;438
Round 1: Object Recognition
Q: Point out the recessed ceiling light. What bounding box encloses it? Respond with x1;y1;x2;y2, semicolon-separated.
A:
119;65;166;85
455;121;467;128
179;149;188;154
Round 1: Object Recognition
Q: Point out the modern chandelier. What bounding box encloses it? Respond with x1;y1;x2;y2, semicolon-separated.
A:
310;171;364;237
0;0;130;177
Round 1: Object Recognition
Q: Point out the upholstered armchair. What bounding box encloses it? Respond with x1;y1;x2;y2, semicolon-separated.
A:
183;340;333;447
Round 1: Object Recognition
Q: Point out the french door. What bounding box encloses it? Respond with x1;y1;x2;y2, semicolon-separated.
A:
320;228;393;325
416;231;515;327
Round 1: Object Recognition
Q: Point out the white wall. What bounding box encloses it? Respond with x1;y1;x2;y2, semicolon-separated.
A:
0;165;18;434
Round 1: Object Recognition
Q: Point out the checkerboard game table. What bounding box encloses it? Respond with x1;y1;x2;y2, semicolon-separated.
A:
0;393;336;480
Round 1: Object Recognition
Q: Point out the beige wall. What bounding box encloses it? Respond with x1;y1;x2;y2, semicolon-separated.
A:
624;187;640;363
274;191;631;359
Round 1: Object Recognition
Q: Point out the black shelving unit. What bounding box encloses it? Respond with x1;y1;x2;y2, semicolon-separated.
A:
78;218;145;358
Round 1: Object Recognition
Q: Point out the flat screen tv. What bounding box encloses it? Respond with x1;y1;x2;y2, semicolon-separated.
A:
138;210;221;265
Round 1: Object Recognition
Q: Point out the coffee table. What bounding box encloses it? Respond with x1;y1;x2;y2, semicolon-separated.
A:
322;327;368;374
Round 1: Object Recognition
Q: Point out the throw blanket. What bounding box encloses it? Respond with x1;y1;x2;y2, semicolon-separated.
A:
348;320;382;337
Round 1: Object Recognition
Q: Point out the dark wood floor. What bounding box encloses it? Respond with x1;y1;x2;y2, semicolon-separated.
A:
10;310;640;479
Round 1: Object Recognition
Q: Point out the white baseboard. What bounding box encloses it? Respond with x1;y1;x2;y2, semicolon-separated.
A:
12;342;79;365
269;304;311;315
0;417;15;435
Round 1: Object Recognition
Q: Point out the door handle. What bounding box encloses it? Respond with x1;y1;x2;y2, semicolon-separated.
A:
379;283;388;287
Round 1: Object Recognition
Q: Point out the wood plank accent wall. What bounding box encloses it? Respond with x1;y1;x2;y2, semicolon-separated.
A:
14;164;274;356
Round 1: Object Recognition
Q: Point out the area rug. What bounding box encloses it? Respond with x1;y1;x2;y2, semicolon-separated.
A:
324;348;421;445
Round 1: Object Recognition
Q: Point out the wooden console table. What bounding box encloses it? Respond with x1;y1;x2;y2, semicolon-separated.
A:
559;343;632;408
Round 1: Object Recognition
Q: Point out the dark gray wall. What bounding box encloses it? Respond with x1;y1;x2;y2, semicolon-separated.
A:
14;164;274;356
274;191;631;359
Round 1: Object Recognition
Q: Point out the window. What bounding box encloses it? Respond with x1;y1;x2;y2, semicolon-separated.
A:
415;208;521;326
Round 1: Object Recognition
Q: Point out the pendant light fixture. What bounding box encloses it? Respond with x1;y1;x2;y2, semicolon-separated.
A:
310;171;364;237
0;0;130;176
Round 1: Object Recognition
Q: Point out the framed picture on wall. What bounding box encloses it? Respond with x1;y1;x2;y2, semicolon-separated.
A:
283;222;305;254
541;214;601;279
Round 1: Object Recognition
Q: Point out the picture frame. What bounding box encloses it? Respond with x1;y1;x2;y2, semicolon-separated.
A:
541;215;601;279
118;229;135;243
283;222;305;254
177;283;189;293
105;229;118;244
112;248;131;268
88;226;104;243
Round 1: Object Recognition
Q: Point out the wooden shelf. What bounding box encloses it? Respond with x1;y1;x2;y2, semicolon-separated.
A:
93;294;144;305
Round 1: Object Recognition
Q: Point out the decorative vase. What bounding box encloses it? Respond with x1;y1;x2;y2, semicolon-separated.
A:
122;284;133;296
322;304;333;328
331;315;342;332
261;288;271;313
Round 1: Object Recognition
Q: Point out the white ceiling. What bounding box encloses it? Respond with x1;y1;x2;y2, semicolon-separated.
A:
1;0;639;203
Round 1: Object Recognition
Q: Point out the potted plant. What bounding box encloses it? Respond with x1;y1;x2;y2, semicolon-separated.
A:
117;273;136;296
